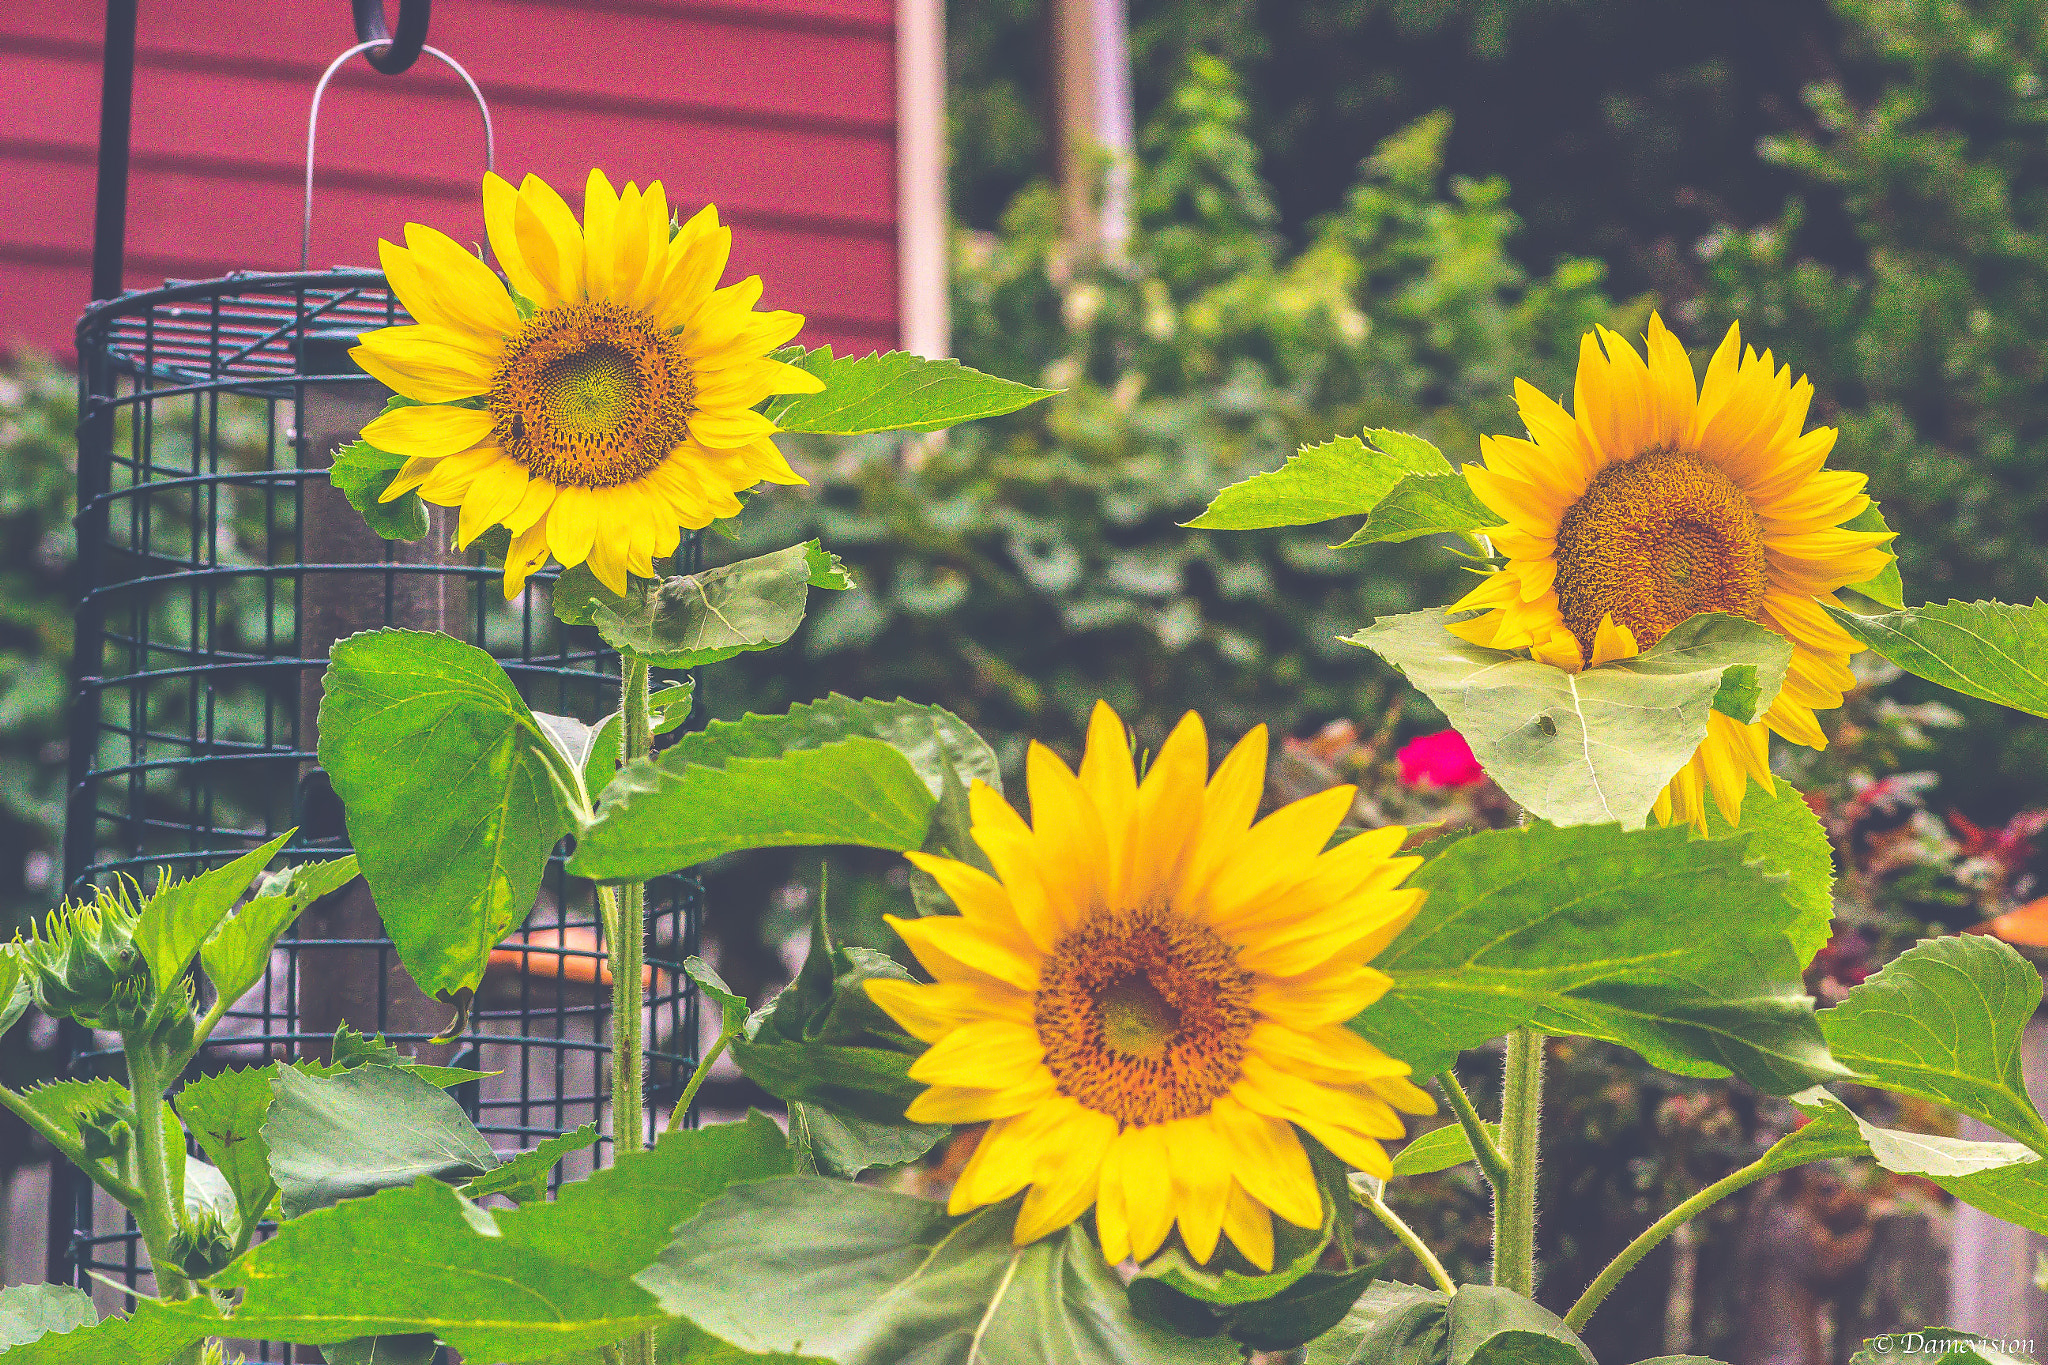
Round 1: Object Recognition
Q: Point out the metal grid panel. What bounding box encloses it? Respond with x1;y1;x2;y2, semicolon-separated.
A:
64;271;700;1359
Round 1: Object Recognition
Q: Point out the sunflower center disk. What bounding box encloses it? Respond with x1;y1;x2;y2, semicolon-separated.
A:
1035;906;1255;1126
490;301;695;488
1552;447;1769;657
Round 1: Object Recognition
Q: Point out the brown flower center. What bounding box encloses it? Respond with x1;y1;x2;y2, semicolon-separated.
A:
1552;447;1769;657
1034;905;1255;1126
490;301;693;487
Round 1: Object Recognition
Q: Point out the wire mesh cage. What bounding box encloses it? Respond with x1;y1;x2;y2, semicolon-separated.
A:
60;269;701;1355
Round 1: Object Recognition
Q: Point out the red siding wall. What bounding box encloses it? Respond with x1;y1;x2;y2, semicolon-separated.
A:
0;0;900;358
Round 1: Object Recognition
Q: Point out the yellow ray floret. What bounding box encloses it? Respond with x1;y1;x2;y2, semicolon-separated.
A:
1448;313;1893;830
867;701;1433;1270
349;169;824;598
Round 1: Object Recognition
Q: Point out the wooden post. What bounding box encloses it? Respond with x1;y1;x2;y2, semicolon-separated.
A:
293;341;469;1064
1049;0;1135;262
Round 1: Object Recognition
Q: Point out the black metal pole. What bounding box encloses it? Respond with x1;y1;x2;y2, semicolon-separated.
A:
54;0;139;1286
89;0;139;301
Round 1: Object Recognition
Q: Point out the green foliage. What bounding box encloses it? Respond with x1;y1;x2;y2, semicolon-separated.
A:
460;1123;601;1205
133;832;292;1002
329;440;428;542
1346;611;1791;828
0;947;26;1037
318;628;584;1002
1352;822;1842;1092
553;541;854;670
0;1298;213;1365
1184;429;1448;530
1825;600;2048;718
1390;1121;1499;1179
196;1115;791;1360
1334;473;1495;549
570;697;992;882
264;1064;498;1219
1305;1282;1596;1365
1695;780;1836;964
766;346;1058;434
1818;934;2048;1156
0;1284;95;1349
174;1065;283;1238
1791;1089;2048;1236
731;909;927;1126
642;1180;1239;1365
199;854;360;1008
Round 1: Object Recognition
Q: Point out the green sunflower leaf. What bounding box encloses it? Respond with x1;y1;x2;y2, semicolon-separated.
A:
0;1284;96;1351
733;908;926;1125
569;695;991;882
1390;1119;1500;1178
1348;609;1792;829
553;540;852;669
1305;1280;1448;1365
264;1063;499;1219
330;440;430;543
132;831;294;1000
318;628;584;1003
199;853;360;1008
1792;1089;2048;1238
174;1064;285;1237
787;1102;947;1178
1821;599;2048;717
764;345;1057;435
0;947;29;1040
1697;779;1835;966
1186;429;1451;531
202;1115;790;1360
1333;470;1496;548
0;1297;217;1365
460;1122;601;1205
642;1179;1240;1365
1351;821;1846;1092
1838;503;1904;609
1818;934;2048;1157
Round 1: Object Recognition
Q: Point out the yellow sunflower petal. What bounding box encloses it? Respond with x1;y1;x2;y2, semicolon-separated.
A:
360;402;494;460
1220;1182;1275;1272
403;223;520;338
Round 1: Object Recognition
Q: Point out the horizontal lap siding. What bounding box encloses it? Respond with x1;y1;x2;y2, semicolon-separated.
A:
0;0;900;357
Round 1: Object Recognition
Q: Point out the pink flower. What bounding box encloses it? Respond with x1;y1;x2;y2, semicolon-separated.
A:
1397;730;1483;788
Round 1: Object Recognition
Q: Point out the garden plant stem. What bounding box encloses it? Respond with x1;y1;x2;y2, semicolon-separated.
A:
609;658;655;1365
1436;1069;1511;1194
1563;1150;1779;1333
609;658;652;1162
124;1051;193;1301
1357;1180;1456;1295
1493;1027;1545;1296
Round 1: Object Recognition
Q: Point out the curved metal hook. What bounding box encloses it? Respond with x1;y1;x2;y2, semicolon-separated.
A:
352;0;430;74
302;42;496;269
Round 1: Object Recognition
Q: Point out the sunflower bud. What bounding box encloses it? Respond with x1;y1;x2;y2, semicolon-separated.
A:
18;883;152;1030
76;1102;133;1165
169;1207;236;1280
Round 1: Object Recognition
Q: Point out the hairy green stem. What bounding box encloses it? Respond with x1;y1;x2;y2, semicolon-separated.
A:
124;1052;193;1301
665;1029;732;1136
1355;1179;1456;1295
1436;1070;1511;1195
1493;1028;1544;1296
0;1084;146;1210
1564;1151;1779;1333
611;658;655;1365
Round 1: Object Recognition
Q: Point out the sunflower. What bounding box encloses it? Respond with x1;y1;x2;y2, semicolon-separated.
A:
349;170;825;598
866;702;1433;1270
1447;314;1894;830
